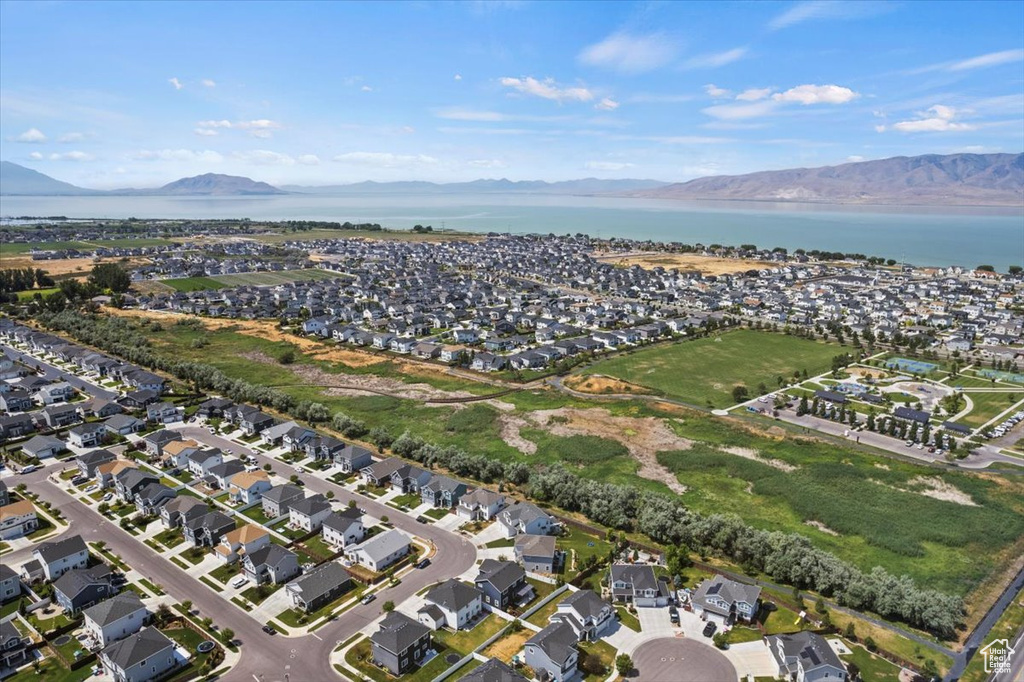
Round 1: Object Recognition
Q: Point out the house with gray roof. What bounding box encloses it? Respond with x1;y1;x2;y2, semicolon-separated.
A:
769;631;848;682
550;590;614;642
160;497;208;529
21;434;66;459
288;494;333;532
457;488;506;521
370;611;432;676
390;463;432;494
68;422;107;448
418;579;483;631
286;561;352;613
133;482;176;515
114;468;159;504
100;626;178;682
420;474;468;508
322;508;365;549
141;429;181;457
474;559;532;611
459;658;528;682
41;403;81;428
609;564;669;607
77;449;117;478
243;544;300;585
54;565;117;614
261;484;305;519
186;448;223;478
208;459;246;490
692;575;762;625
0;619;30;671
524;622;580;682
0;563;21;604
498;501;558;538
332;444;373;473
345;528;411;572
33;534;89;581
514;534;562;574
360;456;404;486
183;511;235;547
84;591;149;647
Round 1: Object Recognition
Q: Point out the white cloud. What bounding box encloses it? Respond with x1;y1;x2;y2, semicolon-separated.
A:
12;128;46;143
197;119;234;128
133;149;225;162
585;161;635;171
332;152;440;168
772;84;858;104
169;77;183;90
845;155;865;162
361;85;373;92
57;132;88;143
736;87;773;102
28;151;43;160
202;79;216;88
702;100;780;120
768;0;892;30
594;97;619;111
499;76;594;102
704;84;730;98
949;49;1024;71
682;47;748;70
578;32;678;74
436;109;506;122
297;154;321;165
195;119;282;138
877;105;976;133
232;150;296;165
467;159;506;168
454;74;463;81
194;128;219;136
236;119;281;131
48;151;94;161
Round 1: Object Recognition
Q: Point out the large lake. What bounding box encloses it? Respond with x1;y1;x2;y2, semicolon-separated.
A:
2;193;1022;270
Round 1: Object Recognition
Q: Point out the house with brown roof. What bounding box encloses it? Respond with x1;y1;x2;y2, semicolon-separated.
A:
0;499;38;540
228;470;272;505
214;524;270;564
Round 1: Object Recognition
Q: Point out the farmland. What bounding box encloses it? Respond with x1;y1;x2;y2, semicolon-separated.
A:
161;268;340;291
578;329;842;407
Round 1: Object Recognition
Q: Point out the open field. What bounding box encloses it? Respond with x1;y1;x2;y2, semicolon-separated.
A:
579;329;842;407
0;254;153;277
248;228;480;244
958;391;1023;428
161;268;340;291
0;237;178;256
593;251;774;275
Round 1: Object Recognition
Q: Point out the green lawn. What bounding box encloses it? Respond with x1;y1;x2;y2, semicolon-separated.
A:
241;583;281;606
485;538;515;549
208;561;242;584
580;330;842;408
424;507;450;520
959;391;1022;428
8;658;93;682
433;613;505;654
153;528;185;549
388;492;422;509
841;644;903;682
577;640;617;682
527;595;564;627
180;546;209;565
240;504;275;524
345;637;457;682
614;606;640;632
163;627;217;677
162;269;339;292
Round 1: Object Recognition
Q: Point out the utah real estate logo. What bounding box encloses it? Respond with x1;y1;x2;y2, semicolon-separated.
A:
980;638;1014;674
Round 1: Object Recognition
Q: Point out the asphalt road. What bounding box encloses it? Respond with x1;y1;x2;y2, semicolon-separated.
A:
3;344;119;402
16;430;477;682
946;565;1024;682
632;638;737;682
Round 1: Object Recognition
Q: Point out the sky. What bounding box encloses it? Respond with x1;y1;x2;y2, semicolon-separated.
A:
1;0;1022;188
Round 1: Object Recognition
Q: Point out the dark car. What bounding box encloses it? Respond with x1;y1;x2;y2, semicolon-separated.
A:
669;606;679;624
72;475;88;486
702;621;717;637
415;558;431;569
262;625;276;636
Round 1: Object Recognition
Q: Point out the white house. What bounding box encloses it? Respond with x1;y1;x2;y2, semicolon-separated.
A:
418;579;483;631
99;627;178;682
691;575;762;625
83;592;149;648
345;529;411;572
322;508;365;549
33;535;89;582
288;494;333;532
498;501;558;538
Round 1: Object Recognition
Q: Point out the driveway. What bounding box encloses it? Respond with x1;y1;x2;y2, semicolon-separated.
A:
632;638;738;682
725;640;778;678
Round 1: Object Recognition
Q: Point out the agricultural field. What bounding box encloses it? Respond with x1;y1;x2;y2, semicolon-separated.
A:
0;237;178;256
579;329;842;407
161;268;339;291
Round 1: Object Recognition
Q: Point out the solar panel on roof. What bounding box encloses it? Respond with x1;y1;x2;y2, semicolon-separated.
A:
803;646;820;665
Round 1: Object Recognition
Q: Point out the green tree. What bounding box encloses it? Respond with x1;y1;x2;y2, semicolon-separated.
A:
88;262;132;293
382;601;395;613
731;385;749;403
615;653;634;677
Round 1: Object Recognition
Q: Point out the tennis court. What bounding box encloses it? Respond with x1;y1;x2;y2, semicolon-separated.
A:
885;357;938;374
977;369;1024;385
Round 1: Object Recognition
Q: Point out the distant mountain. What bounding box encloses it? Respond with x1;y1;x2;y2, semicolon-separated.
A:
115;172;287;196
281;177;667;195
634;153;1024;206
0;161;104;196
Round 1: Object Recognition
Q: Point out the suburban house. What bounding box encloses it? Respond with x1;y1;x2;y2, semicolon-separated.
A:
114;469;159;504
183;511;235;547
99;627;178;682
322;508;365;549
142;429;181;457
83;591;149;648
95;460;138;489
420;475;468;509
457;489;506;521
768;631;848;682
242;544;300;585
235;406;275;436
0;499;39;540
145;402;181;424
213;524;270;564
103;414;145;437
0;414;34;440
609;564;670;607
196;397;233;419
228;470;272;505
41;403;81;428
524;622;580;682
418;579;483;631
286;561;352;613
360;457;404;487
0;619;30;672
550;590;614;642
133;482;177;515
160;439;200;469
333;444;374;473
35;381;75;405
186;448;223;478
345;528;411;572
288;494;333;532
21;434;66;459
33;534;89;581
459;658;528;682
390;464;433;494
305;435;346;462
160;497;208;530
692;575;762;625
0;564;21;604
53;565;118;614
514;534;562;574
498;501;558;538
261;484;305;519
68;422;107;448
474;559;532;611
370;611;432;677
207;460;246;490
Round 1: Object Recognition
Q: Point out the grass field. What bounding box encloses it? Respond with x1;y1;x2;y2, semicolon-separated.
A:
161;268;340;291
841;644;902;682
0;237;178;256
959;391;1022;428
580;330;842;407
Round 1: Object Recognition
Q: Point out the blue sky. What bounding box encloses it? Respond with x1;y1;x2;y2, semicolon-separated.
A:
1;0;1022;187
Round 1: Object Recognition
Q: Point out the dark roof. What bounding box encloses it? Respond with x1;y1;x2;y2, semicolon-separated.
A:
894;406;930;423
609;564;658;592
83;591;146;627
371;611;430;655
77;449;116;466
458;658;529;682
771;631;846;673
476;559;525;593
289;494;331;517
143;429;181;445
526;622;578;666
262;484;304;503
208;460;246;478
425;579;482;612
514;534;556;559
288;561;351;602
101;627;174;670
814;390;847;404
323;508;363;531
560;589;609;621
943;420;972;434
246;544;297;569
53;565;112;600
35;534;88;564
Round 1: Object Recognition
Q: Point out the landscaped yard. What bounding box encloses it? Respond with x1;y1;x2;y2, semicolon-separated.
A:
345;636;457;682
8;657;93;682
434;613;505;654
388;492;422;509
180;546;209;565
526;595;564;627
163;626;217;678
524;578;557;608
577;640;617;682
241;583;281;606
841;644;902;682
208;562;242;585
614;606;640;632
424;507;450;520
579;329;842;408
240;504;275;524
153;528;185;549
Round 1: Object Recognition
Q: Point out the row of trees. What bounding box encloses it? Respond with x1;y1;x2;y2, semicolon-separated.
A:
0;267;54;294
33;308;965;638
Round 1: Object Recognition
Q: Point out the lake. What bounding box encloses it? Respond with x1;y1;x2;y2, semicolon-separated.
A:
1;193;1021;269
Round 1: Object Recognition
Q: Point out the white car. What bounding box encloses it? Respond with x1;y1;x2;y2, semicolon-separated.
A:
102;493;114;502
294;465;303;473
84;484;99;493
230;576;249;589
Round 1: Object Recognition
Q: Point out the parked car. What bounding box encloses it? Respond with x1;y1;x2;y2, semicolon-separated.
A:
262;625;276;636
415;558;431;569
72;475;88;486
230;576;249;589
702;622;717;637
669;606;680;624
360;594;376;605
84;484;99;493
102;493;114;502
20;465;40;474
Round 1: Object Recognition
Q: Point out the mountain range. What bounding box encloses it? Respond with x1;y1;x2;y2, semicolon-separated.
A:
2;153;1022;205
633;153;1024;206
